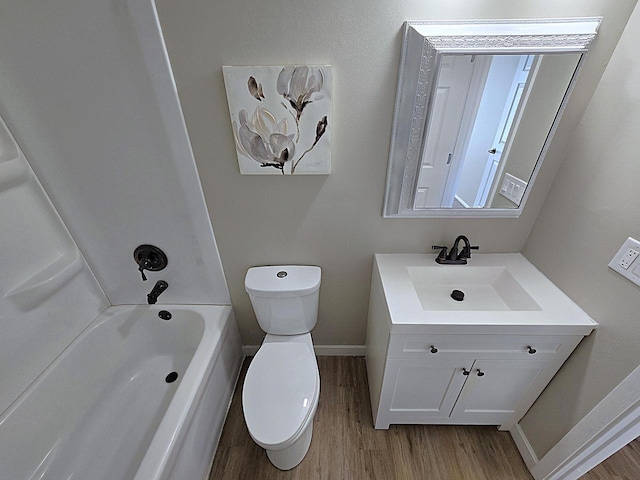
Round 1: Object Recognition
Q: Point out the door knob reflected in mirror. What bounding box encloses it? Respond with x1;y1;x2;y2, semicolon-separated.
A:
488;148;497;154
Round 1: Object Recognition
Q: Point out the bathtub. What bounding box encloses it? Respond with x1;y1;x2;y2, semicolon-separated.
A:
0;304;242;480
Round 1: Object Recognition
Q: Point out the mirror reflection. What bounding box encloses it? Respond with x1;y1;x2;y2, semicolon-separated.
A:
415;53;581;209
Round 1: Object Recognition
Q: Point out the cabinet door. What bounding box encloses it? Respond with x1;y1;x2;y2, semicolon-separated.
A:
450;358;547;425
376;358;472;428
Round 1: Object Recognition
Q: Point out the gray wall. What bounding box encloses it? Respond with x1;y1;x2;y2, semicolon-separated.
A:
520;4;640;459
155;0;636;345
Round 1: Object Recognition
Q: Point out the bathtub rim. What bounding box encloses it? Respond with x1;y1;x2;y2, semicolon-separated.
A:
0;303;237;480
132;304;235;480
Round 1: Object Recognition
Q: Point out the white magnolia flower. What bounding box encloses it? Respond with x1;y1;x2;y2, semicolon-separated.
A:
233;107;295;172
276;66;324;121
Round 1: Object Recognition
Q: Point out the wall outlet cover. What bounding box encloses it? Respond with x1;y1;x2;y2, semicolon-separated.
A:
609;237;640;287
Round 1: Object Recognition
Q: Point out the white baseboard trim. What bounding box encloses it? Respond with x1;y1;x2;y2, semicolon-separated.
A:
242;344;366;357
510;423;540;470
315;345;366;356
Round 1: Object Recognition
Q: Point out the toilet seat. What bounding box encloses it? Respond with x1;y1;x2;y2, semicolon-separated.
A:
242;342;319;449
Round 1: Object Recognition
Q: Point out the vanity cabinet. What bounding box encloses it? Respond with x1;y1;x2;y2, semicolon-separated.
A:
380;357;551;427
449;358;547;424
365;254;597;431
381;357;470;421
370;332;583;429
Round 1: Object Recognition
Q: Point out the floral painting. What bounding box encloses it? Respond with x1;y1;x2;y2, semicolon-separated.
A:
223;65;332;175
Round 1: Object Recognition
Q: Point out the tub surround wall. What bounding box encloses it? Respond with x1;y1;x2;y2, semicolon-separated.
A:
520;4;640;459
154;0;636;345
0;0;229;306
0;114;108;417
0;3;239;475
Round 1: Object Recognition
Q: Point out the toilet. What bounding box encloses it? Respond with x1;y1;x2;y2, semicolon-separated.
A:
242;265;321;470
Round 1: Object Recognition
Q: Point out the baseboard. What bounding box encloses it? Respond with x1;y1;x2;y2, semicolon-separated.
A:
510;423;539;471
314;345;366;356
242;344;366;357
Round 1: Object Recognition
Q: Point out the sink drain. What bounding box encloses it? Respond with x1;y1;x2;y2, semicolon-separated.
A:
165;372;179;383
451;289;465;302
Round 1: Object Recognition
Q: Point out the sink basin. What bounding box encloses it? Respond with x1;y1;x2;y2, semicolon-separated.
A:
373;253;597;334
407;266;542;312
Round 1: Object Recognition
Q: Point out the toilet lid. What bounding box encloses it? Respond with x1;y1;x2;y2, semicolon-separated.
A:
242;343;318;447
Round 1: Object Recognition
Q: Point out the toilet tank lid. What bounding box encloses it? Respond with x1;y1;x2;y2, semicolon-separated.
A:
245;265;321;298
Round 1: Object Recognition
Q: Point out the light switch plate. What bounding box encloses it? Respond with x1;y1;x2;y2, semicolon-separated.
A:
499;173;528;205
609;237;640;287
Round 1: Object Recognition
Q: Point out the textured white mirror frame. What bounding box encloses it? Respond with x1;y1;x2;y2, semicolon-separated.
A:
383;18;601;218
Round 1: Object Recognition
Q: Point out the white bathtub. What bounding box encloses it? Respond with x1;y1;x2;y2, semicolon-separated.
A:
0;304;242;480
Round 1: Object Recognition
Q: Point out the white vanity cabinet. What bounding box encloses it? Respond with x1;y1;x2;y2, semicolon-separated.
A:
373;334;582;429
365;254;597;430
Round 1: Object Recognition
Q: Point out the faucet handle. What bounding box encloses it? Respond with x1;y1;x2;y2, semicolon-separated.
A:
138;259;151;281
432;245;448;262
133;245;168;282
460;245;480;258
461;245;479;259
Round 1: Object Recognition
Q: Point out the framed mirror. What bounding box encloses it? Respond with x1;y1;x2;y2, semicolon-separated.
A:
383;18;601;218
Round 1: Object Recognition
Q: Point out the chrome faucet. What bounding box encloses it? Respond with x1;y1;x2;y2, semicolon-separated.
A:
432;236;479;265
147;280;168;304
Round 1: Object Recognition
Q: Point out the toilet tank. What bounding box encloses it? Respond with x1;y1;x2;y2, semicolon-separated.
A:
245;266;321;335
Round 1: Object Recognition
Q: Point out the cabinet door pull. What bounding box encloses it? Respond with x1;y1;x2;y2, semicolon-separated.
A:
429;345;438;354
476;370;485;377
462;368;471;376
527;346;537;354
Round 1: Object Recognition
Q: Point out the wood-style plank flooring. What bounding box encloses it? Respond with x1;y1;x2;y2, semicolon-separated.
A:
581;437;640;480
209;356;532;479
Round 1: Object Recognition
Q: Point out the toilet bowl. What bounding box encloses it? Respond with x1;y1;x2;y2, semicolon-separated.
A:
242;334;319;470
242;266;321;470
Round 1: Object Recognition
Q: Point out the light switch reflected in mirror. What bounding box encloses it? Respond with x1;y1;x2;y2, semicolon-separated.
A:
383;19;601;218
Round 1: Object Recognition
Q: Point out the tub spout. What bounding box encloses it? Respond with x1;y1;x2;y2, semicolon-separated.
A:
147;280;168;304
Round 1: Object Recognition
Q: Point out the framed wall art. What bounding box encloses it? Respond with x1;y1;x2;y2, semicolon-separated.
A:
223;65;332;175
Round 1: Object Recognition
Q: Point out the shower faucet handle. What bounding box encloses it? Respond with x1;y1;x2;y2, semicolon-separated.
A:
138;261;150;281
133;245;168;282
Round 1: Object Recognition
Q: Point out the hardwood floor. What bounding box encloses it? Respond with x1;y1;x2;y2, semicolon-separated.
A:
209;356;532;479
580;437;640;480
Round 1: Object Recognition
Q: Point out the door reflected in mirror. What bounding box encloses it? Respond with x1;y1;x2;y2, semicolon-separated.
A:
382;19;601;218
416;53;581;209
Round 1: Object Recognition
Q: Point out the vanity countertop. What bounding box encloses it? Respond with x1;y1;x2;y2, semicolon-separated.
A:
374;253;597;335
